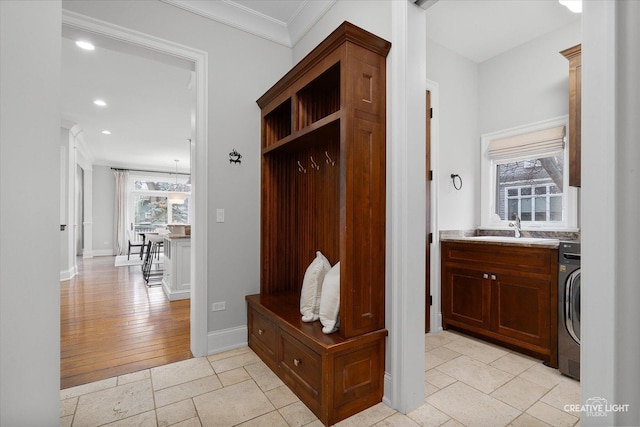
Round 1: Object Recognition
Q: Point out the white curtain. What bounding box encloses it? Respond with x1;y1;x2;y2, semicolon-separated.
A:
114;170;129;255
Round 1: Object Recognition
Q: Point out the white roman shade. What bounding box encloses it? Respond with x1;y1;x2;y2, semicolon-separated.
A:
488;125;566;161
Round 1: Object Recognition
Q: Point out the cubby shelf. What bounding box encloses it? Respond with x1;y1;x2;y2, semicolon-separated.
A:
262;112;341;155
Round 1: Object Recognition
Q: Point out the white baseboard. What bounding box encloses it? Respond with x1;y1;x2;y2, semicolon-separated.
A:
162;280;190;301
92;249;114;257
383;371;393;408
207;325;248;355
60;266;77;282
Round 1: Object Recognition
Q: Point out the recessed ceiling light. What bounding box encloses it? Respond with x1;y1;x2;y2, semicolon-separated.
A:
93;99;107;107
101;130;112;135
75;40;95;51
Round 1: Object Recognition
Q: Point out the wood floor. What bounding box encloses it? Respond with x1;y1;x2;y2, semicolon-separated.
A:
60;256;191;389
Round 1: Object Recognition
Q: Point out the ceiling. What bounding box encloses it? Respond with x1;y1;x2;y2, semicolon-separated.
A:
61;0;580;173
424;0;580;63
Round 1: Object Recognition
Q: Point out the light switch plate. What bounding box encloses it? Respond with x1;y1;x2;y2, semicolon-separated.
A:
216;209;224;223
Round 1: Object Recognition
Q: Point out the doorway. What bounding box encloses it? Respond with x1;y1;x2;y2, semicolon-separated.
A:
61;10;209;372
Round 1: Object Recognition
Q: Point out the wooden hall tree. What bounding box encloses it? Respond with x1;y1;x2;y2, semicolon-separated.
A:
246;22;390;425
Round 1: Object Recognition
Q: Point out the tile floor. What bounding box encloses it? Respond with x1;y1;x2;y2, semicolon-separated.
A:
60;330;580;426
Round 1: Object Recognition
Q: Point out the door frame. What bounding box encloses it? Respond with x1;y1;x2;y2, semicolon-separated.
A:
61;10;210;357
425;78;441;332
425;89;431;333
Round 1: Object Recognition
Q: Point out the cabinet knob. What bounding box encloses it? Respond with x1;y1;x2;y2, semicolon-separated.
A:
258;329;264;335
293;358;301;367
483;273;489;279
491;274;497;280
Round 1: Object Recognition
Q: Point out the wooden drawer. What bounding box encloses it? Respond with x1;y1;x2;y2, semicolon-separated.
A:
278;330;322;409
442;242;554;276
248;307;277;365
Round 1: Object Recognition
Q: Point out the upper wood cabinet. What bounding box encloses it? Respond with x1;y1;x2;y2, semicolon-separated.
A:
247;22;390;425
561;44;581;187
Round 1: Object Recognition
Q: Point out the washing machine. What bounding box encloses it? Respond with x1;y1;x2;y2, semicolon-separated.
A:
558;241;581;380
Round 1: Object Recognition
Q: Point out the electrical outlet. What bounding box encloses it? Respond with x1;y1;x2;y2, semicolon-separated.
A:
216;209;225;223
211;302;226;311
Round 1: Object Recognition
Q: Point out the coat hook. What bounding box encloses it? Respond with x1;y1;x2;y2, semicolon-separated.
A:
324;151;335;166
297;160;307;174
310;156;319;170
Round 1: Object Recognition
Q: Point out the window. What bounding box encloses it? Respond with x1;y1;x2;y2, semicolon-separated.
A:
481;117;577;230
130;174;190;232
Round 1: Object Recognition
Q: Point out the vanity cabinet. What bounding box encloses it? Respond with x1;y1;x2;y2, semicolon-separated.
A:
441;242;558;367
561;44;581;187
246;22;390;426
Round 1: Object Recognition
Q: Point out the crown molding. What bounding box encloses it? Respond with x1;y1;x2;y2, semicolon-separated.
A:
161;0;335;48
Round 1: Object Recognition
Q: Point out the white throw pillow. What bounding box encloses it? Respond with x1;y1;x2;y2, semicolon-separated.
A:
299;251;331;322
319;262;340;334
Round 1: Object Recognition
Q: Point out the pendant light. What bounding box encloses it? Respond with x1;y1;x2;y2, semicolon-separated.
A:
168;160;186;205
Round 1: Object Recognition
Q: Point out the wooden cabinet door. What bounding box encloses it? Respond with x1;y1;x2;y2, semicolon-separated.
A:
492;273;551;348
442;266;491;330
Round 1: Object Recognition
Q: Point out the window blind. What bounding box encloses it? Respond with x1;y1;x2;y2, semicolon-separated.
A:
488;125;565;161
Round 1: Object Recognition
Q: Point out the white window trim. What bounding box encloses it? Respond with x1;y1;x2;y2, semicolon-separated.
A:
480;115;579;231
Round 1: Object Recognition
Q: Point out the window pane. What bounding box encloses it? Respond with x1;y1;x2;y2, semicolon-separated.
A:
134;179;190;192
550;196;562;221
171;199;189;224
496;153;564;223
521;198;532;221
135;196;167;226
535;197;546;221
508;199;518;220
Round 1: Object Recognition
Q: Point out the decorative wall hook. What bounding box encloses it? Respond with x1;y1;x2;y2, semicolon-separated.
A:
324;151;335;166
297;160;307;173
450;173;463;190
310;156;319;170
229;149;242;164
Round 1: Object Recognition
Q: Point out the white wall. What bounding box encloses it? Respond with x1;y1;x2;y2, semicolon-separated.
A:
425;38;479;230
92;165;115;255
62;0;292;334
292;0;391;62
0;0;62;424
478;20;581;135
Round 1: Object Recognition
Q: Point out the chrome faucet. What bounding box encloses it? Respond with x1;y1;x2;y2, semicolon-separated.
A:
509;213;522;238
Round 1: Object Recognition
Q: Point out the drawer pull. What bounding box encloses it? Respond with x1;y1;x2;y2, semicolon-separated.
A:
491;274;497;280
293;358;301;367
483;273;488;279
258;328;264;335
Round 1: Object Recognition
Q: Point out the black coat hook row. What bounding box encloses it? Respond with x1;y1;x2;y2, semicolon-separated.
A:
451;173;463;190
